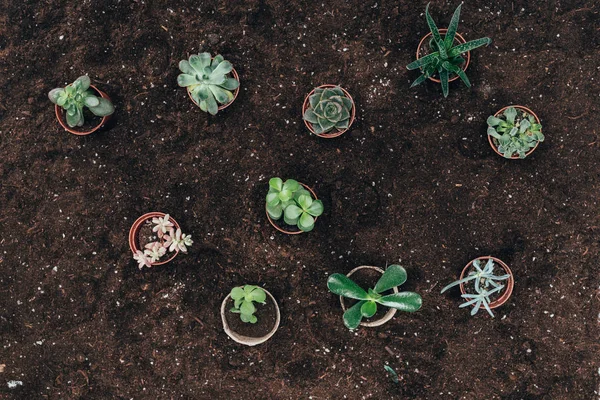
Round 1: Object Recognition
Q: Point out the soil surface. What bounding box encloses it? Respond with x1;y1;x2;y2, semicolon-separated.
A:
225;295;278;338
0;0;599;399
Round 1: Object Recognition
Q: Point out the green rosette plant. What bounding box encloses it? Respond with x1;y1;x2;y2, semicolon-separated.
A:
177;53;239;115
266;177;324;232
487;107;544;159
229;285;267;323
303;86;353;134
327;265;422;329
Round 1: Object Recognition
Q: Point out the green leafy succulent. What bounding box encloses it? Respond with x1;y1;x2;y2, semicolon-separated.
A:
303;86;353;134
177;53;239;115
230;285;267;324
487;107;544;159
48;76;114;128
406;3;492;97
266;177;324;232
327;265;422;330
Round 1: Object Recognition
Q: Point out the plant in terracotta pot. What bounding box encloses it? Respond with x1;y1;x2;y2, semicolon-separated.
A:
302;85;355;138
327;265;422;330
221;285;281;346
487;106;544;159
128;213;193;269
177;52;240;115
48;75;114;135
406;3;492;97
441;256;514;317
266;177;323;234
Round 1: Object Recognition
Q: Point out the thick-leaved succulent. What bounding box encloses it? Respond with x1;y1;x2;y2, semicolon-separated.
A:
327;265;422;329
132;214;192;269
230;285;267;323
303;86;353;134
266;177;324;232
406;3;492;97
177;53;239;115
487;107;544;158
48;75;114;128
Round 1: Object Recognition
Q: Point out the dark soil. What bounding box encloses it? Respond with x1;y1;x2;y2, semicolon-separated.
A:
0;1;599;399
225;296;278;338
341;267;396;322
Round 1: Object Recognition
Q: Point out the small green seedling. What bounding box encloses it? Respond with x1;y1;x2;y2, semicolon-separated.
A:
48;75;114;128
487;107;544;158
230;285;266;323
406;3;492;97
384;365;399;384
303;86;353;134
177;53;239;115
441;258;510;317
266;177;324;232
327;265;422;330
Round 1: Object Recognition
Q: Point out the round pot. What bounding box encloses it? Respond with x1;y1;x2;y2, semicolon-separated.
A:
128;212;181;266
55;84;112;136
339;266;400;327
265;182;319;235
416;28;471;83
488;105;542;159
221;287;281;346
459;256;514;309
302;84;356;139
186;67;240;112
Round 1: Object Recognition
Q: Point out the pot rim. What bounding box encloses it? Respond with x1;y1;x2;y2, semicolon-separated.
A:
265;182;319;235
488;105;542;159
459;256;514;309
186;67;240;112
128;212;181;266
302;84;356;139
55;84;112;136
416;28;471;83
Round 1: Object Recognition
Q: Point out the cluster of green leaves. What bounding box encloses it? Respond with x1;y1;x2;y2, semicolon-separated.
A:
303;86;353;134
406;3;492;97
230;285;267;323
266;178;324;232
48;76;115;128
177;53;239;115
327;265;422;329
487;107;544;159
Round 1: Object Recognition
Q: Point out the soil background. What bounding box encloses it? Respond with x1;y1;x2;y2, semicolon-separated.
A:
0;0;599;399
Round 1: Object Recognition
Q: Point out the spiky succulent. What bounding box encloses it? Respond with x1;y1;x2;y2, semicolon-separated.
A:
230;285;267;324
487;107;544;159
266;177;324;232
406;3;491;97
303;86;353;134
48;76;114;128
177;53;239;115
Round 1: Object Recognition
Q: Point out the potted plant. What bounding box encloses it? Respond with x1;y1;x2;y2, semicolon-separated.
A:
406;3;492;97
302;85;355;138
177;52;240;115
441;256;514;317
221;285;281;346
265;177;324;234
128;212;193;269
487;106;544;159
48;75;115;135
327;265;422;329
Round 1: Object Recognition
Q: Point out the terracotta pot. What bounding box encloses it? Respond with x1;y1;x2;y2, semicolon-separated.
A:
55;84;112;136
416;28;471;83
128;212;181;266
221;288;281;346
488;105;541;159
186;67;240;112
302;84;356;139
265;182;319;235
339;266;400;328
459;256;514;309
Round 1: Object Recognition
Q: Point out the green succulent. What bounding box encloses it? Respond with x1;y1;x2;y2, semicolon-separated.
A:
487;107;544;159
327;265;422;330
230;285;267;324
303;86;353;134
406;3;492;97
48;75;114;128
266;177;324;232
177;53;239;115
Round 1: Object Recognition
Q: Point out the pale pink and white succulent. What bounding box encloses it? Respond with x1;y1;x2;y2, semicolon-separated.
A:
133;214;192;268
133;250;152;269
144;241;167;262
168;228;193;253
152;213;174;237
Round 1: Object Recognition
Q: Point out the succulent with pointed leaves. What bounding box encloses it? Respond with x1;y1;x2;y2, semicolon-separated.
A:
487;107;544;159
266;177;324;232
327;265;422;329
303;86;353;134
230;285;267;323
177;53;239;115
48;76;114;128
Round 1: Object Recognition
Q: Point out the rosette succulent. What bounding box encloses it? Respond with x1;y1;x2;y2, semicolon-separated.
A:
132;214;192;269
48;75;114;128
487;107;544;159
230;285;267;324
266;177;324;232
303;86;353;134
177;53;239;115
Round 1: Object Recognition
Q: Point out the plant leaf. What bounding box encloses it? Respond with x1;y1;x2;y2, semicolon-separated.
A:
248;287;266;303
284;204;303;220
88;97;114;117
266;203;282;219
444;3;462;49
360;301;377;318
327;273;369;300
448;37;492;58
378;292;423;312
307;200;324;217
374;264;407;293
298;212;315;232
240;301;256;316
406;52;439;70
84;95;99;108
440;68;449;98
425;3;442;42
177;73;197;87
209;85;233;105
303;109;319;124
343;300;366;330
297;194;313;210
48;88;64;103
231;287;245;300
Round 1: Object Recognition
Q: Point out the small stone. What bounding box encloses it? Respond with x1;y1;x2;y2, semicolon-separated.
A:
208;34;220;45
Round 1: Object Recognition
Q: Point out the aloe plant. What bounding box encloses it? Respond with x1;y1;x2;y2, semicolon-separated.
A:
487;107;544;159
266;177;323;232
303;86;353;134
48;76;114;128
327;265;422;329
406;3;492;97
230;285;267;323
177;53;239;115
